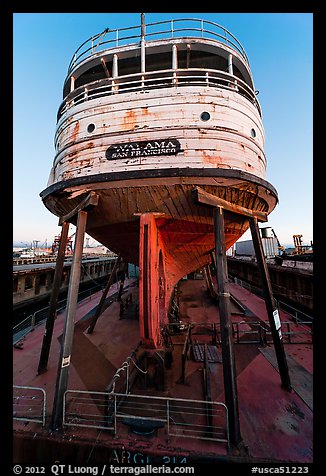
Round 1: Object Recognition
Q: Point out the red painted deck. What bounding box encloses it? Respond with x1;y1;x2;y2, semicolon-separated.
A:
13;277;312;464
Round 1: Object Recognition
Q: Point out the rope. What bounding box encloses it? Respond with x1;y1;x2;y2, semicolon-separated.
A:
107;356;148;395
130;357;148;374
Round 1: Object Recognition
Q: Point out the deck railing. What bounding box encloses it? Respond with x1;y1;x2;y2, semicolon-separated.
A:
13;385;46;427
232;276;313;324
13;283;106;345
183;320;312;346
67;18;249;77
63;390;229;447
57;67;260;122
13;383;229;446
230;320;313;345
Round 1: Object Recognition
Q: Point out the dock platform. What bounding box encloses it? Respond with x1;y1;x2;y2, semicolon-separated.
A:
13;278;313;464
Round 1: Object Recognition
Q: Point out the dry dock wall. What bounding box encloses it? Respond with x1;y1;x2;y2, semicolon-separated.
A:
227;257;312;312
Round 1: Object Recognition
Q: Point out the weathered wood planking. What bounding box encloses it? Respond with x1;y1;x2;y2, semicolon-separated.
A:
53;87;266;185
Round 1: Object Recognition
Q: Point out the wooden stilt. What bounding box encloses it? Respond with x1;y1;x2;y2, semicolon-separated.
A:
87;254;122;334
249;218;291;390
203;264;217;299
117;261;128;301
51;210;87;430
210;250;216;270
214;206;242;447
37;221;70;374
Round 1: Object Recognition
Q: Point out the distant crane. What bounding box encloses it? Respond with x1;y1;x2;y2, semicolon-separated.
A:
293;234;304;254
32;240;41;255
51;232;75;255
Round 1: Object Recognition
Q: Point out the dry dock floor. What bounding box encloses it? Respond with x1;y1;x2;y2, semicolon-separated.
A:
13;277;313;464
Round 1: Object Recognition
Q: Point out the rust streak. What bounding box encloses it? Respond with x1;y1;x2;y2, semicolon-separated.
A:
122;110;137;131
70;121;80;142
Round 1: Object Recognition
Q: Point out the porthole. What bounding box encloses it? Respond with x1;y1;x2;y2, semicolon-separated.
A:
87;123;96;133
251;128;256;138
200;112;211;121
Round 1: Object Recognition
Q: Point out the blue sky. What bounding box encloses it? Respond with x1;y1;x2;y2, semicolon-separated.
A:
13;13;313;248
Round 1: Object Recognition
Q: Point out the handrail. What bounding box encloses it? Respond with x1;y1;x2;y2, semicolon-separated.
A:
57;67;261;122
67;18;249;78
13;385;46;427
63;389;229;446
13;282;106;345
232;276;313;323
229;320;313;345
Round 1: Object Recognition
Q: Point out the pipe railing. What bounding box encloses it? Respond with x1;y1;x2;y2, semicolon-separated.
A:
230;320;312;345
232;276;313;324
171;320;312;346
63;390;229;447
57;67;260;122
13;385;46;427
67;18;249;78
13;282;106;345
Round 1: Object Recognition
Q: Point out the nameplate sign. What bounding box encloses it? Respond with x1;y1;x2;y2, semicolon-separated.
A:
106;139;181;160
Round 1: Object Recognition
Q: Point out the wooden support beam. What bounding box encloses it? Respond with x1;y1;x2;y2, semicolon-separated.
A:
87;254;122;334
179;325;191;384
214;206;242;447
249;217;291;390
58;192;99;225
203;265;217;299
192;186;268;222
51;210;88;431
117;262;128;301
210;250;217;275
37;221;70;374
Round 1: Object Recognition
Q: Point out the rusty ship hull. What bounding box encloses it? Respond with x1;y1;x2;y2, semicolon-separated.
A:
42;170;276;275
